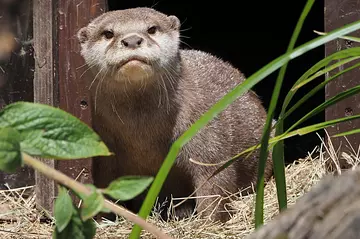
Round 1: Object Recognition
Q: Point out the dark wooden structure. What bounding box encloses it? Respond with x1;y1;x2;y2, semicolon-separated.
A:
32;0;107;211
325;0;360;170
0;0;107;212
0;0;359;214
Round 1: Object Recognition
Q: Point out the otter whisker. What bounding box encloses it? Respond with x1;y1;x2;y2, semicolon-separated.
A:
150;0;161;9
76;62;91;70
179;27;192;32
94;68;108;112
111;92;125;124
160;75;170;112
89;67;104;90
179;39;192;49
160;61;177;93
79;64;95;79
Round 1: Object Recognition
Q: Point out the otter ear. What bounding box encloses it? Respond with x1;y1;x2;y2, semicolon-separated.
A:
168;15;180;30
77;27;89;44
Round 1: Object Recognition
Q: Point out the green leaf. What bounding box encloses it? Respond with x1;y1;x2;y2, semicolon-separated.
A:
103;176;153;201
280;47;360;114
0;102;111;159
286;114;360;137
72;184;109;217
213;113;360;189
255;0;315;228
314;30;360;43
75;184;97;201
53;207;96;239
286;84;360;134
131;13;360;239
333;128;360;137
0;127;22;172
282;61;360;122
80;188;104;221
255;0;315;227
100;206;111;213
82;217;97;239
292;56;360;90
54;187;73;232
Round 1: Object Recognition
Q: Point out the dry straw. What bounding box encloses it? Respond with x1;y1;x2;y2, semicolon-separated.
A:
0;132;357;239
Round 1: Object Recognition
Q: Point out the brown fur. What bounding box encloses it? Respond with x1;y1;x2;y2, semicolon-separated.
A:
77;7;273;222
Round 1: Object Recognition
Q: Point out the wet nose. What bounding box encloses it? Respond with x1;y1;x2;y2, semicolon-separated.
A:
121;35;144;49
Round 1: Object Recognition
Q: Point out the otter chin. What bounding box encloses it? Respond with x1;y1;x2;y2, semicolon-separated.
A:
77;7;273;223
116;58;154;83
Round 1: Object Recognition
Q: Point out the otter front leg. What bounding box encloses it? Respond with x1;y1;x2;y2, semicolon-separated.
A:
192;170;237;222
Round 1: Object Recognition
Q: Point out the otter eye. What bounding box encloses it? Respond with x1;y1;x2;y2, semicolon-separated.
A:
147;26;157;35
102;30;114;39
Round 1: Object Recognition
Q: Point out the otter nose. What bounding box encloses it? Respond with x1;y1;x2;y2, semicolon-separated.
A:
121;35;144;49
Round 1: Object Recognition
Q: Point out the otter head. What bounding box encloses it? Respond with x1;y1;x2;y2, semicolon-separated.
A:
77;8;181;87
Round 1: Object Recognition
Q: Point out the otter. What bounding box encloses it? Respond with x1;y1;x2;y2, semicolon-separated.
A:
77;7;273;222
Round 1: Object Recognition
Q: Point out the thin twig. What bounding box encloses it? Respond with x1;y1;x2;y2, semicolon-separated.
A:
22;153;173;239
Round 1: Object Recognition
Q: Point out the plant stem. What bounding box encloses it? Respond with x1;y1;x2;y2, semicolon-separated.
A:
22;153;173;239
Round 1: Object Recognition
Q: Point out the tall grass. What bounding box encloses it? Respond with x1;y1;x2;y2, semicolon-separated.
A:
129;4;360;238
255;0;316;227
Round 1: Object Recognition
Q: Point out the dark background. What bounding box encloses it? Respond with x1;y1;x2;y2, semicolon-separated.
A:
108;0;325;164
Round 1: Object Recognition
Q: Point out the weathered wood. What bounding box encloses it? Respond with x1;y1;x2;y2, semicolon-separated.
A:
33;0;57;212
0;0;35;190
325;0;360;170
56;0;107;189
33;0;107;213
246;168;360;239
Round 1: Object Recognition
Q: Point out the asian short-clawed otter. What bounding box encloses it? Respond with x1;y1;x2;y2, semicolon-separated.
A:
77;7;273;222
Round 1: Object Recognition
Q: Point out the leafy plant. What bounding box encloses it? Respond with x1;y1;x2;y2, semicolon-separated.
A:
0;102;165;239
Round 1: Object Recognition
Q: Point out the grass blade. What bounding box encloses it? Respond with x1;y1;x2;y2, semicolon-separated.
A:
293;56;360;90
314;30;360;43
280;47;360;113
220;114;360;173
256;0;315;228
285;114;360;137
287;84;360;133
130;18;360;239
333;128;360;137
283;61;360;121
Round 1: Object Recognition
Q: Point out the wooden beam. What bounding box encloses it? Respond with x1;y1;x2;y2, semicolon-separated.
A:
325;0;360;170
0;0;35;191
33;0;107;213
56;0;107;186
33;0;57;212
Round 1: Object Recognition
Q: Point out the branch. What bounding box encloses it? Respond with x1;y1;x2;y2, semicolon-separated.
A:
246;167;360;239
22;153;173;239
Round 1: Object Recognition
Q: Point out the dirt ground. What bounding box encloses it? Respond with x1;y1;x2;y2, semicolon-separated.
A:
0;133;356;239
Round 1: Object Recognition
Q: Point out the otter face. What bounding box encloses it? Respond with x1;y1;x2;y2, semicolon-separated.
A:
77;8;180;85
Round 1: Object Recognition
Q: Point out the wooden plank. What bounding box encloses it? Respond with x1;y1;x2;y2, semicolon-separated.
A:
0;0;35;191
56;0;107;188
33;0;107;213
325;0;360;170
33;0;57;212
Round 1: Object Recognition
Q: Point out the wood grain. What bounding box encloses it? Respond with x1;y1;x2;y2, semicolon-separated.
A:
324;0;360;170
247;168;360;239
33;0;107;213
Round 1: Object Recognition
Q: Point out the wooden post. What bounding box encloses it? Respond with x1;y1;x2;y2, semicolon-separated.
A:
0;0;35;190
33;0;107;213
325;0;360;170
